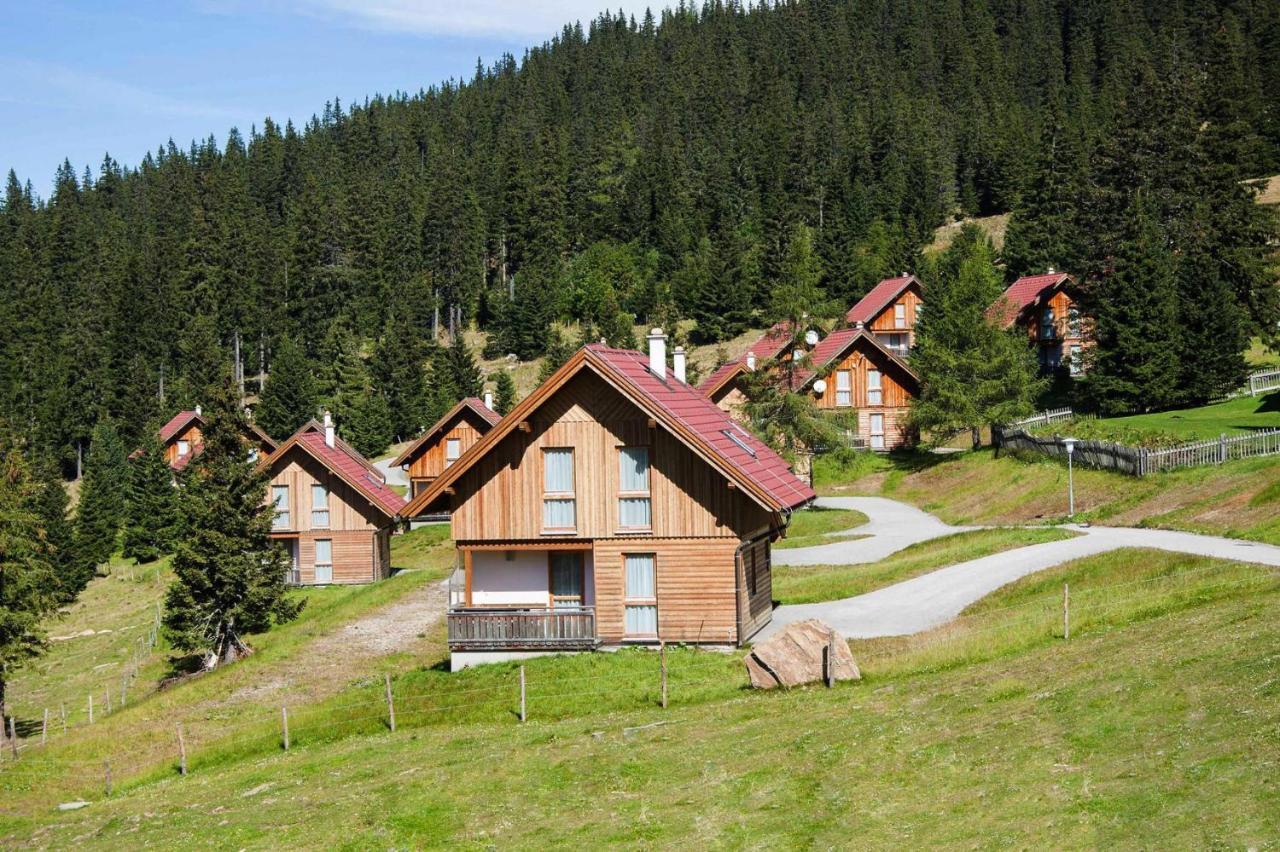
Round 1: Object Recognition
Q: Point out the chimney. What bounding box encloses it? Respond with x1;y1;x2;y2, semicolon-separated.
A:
323;411;335;448
672;346;687;384
194;404;202;416
647;328;667;379
746;350;756;371
901;271;909;278
853;320;864;330
1047;266;1055;275
484;390;494;410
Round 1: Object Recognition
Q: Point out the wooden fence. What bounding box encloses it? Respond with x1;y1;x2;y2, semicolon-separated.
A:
1247;368;1280;397
1010;407;1076;430
997;426;1280;476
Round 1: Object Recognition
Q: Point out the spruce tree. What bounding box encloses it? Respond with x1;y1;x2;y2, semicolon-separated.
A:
493;370;517;415
328;332;393;458
441;333;484;401
28;457;85;600
255;335;318;441
73;417;128;571
371;316;431;441
121;426;179;563
0;433;58;725
163;376;302;668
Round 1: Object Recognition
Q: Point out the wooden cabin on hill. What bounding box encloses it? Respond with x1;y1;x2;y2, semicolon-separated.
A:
148;406;277;471
401;330;815;670
698;321;798;417
261;414;406;585
845;273;925;359
989;270;1088;376
792;328;920;450
392;395;502;500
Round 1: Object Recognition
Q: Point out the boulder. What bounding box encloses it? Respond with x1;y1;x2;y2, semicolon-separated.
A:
745;619;860;689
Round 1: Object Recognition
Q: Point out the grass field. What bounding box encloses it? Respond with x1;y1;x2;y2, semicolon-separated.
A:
773;527;1075;604
774;505;868;549
817;446;1280;544
6;548;1276;848
1029;390;1280;445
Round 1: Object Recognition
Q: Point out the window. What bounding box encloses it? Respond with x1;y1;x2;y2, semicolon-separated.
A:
1069;345;1083;377
272;485;290;530
542;448;576;531
1067;306;1082;337
445;438;462;468
1041;306;1056;340
311;484;329;528
176;439;190;456
618;447;651;529
550;552;584;608
746;545;758;596
869;413;885;450
623;554;658;637
894;303;906;328
867;370;883;406
835;370;852;407
314;538;332;584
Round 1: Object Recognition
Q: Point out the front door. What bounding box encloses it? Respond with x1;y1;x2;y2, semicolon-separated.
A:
549;552;585;608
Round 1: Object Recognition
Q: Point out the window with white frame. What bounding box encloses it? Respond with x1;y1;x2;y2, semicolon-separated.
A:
623;554;658;638
445;438;462;467
314;538;333;584
311;484;329;528
618;447;651;530
914;303;924;324
272;485;290;530
867;370;883;406
869;413;885;450
894;303;906;328
542;448;576;531
177;439;190;456
835;370;852;407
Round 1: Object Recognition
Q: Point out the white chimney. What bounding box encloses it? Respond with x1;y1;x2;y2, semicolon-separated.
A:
672;346;687;384
484;390;494;410
647;328;667;379
1047;266;1055;274
323;411;335;448
746;350;756;371
901;272;909;278
194;404;202;416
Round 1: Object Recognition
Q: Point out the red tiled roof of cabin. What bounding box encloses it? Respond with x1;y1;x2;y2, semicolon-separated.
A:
264;421;406;519
158;410;199;443
698;358;747;397
150;410;276;471
749;321;796;362
989;272;1073;327
845;275;918;325
391;397;501;468
789;327;919;392
585;345;814;510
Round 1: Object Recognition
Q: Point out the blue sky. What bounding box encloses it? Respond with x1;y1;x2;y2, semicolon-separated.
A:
1;1;642;199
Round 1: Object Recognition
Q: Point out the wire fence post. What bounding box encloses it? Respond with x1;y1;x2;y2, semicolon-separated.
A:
176;724;187;776
104;761;112;797
60;702;66;734
824;635;834;688
281;706;290;751
105;687;111;715
519;666;527;723
41;708;48;746
1063;583;1070;640
88;693;93;725
7;717;17;759
659;643;668;709
384;673;396;733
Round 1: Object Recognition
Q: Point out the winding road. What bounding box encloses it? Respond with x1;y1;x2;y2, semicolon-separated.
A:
758;497;1280;641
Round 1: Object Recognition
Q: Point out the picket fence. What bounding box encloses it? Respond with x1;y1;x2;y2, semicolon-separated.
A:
1010;407;1076;430
998;426;1280;476
1247;368;1280;397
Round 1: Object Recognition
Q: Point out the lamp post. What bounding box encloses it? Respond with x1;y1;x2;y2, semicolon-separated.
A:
1062;437;1077;519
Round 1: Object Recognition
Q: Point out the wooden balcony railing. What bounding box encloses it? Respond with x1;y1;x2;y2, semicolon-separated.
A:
447;606;599;651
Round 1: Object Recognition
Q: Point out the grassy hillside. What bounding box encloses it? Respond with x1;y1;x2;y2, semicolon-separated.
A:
1030;390;1280;444
6;548;1276;848
817;447;1280;544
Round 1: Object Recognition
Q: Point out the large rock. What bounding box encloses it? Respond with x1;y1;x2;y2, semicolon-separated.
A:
745;619;860;689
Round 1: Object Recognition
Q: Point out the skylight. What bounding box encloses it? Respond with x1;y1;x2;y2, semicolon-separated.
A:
723;428;756;457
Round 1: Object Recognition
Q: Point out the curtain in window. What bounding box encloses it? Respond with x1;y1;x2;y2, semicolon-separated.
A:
550;554;582;607
624;554;655;598
625;605;658;635
544;449;574;492
272;486;290;528
867;370;882;405
619;447;649;491
619;497;651;527
836;371;851;407
315;539;332;564
543;498;576;529
445;438;461;466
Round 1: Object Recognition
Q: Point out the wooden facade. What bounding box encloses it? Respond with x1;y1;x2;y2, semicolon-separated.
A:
1018;288;1088;376
405;418;487;497
808;333;919;450
164;421;202;467
864;281;924;356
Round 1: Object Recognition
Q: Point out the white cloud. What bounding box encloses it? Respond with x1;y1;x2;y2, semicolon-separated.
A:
288;0;646;39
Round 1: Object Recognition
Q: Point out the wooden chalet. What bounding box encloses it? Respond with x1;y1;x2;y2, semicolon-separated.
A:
151;406;277;471
698;321;797;417
845;273;924;359
401;330;815;669
793;328;920;450
989;270;1088;376
392;395;502;500
261;414;406;585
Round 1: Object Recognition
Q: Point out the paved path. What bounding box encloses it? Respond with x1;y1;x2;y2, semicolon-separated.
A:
761;501;1280;641
775;496;977;566
373;456;408;488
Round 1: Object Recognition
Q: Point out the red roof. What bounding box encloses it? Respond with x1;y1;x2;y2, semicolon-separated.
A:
790;328;919;392
846;275;918;325
747;322;796;362
698;359;747;396
989;272;1074;327
392;397;501;468
151;410;276;471
584;345;814;511
264;421;406;519
159;410;199;443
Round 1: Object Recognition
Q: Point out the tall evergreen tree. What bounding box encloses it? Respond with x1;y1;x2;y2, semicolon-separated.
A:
163;376;302;668
73;418;128;571
28;457;84;600
254;335;318;440
121;426;179;563
371;317;432;441
492;370;517;415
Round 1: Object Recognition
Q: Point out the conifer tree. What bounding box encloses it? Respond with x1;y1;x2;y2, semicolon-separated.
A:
769;224;835;329
28;457;84;600
371;316;431;441
441;333;484;402
163;376;301;668
73;417;128;571
329;334;393;458
0;432;58;724
255;335;318;440
121;426;179;563
492;370;517;415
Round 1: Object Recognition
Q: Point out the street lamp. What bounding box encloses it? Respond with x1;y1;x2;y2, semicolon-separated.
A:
1062;437;1077;519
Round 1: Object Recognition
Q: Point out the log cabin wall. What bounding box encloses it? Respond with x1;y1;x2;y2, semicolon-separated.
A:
286;530;383;584
448;371;775;542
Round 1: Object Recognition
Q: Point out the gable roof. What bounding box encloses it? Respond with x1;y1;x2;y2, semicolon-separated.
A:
749;322;796;362
151;410;277;471
261;420;406;519
402;345;815;519
159;410;201;444
698;358;749;399
846;275;919;325
391;397;502;468
790;327;919;392
989;272;1075;328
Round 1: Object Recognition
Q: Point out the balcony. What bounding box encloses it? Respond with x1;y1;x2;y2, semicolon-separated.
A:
447;606;600;651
